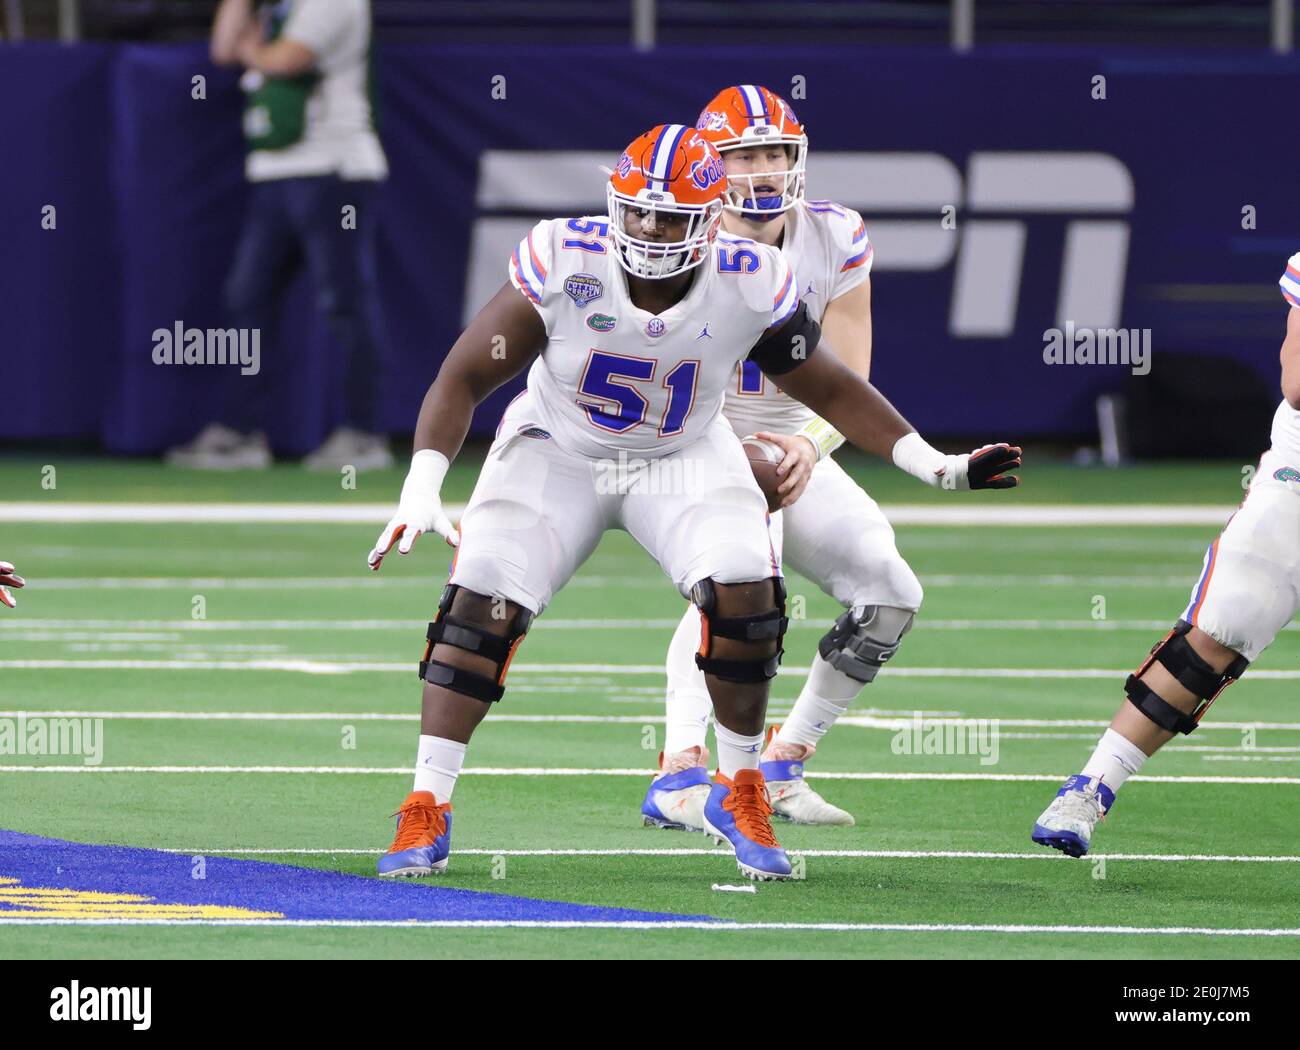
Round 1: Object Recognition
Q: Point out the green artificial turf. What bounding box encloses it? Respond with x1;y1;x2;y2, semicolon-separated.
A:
0;459;1296;959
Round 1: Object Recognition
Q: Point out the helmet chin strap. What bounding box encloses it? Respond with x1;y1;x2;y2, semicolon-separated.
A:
621;243;688;279
740;198;785;223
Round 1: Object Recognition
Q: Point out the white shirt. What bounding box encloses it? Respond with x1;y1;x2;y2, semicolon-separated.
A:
508;216;799;460
1273;254;1300;463
246;0;388;182
721;200;871;437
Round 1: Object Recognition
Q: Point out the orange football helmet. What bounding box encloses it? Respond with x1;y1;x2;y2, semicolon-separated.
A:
606;124;726;279
695;85;808;218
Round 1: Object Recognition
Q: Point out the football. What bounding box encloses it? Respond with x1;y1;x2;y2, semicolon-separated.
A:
743;437;785;512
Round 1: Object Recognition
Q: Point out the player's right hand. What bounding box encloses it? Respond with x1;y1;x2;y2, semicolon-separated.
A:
367;450;459;571
0;560;25;609
964;443;1023;490
754;430;818;508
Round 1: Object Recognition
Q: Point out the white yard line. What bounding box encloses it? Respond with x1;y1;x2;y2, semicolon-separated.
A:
6;617;1295;633
5;615;1294;631
0;502;1238;526
0;917;1293;936
0;503;402;524
16;574;1214;590
0;766;1295;784
158;846;1300;863
2;710;1299;732
1201;755;1300;763
27;578;428;590
3;658;1298;682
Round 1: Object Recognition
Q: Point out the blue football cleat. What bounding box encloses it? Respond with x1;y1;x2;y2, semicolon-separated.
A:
377;790;453;877
703;768;793;881
1032;774;1115;858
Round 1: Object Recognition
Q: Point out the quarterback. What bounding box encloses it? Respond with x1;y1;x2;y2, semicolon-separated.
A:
368;124;1022;881
1033;254;1300;856
642;85;923;831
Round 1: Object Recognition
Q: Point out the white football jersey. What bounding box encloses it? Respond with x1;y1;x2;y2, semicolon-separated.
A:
1274;254;1300;464
723;200;871;437
508;216;799;459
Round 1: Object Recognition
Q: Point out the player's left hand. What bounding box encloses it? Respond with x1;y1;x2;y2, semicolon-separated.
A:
0;560;25;609
755;430;818;507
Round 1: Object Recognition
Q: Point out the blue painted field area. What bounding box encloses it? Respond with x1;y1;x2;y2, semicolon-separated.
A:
0;830;711;925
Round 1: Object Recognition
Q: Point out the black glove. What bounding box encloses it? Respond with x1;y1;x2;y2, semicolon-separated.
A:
966;444;1022;490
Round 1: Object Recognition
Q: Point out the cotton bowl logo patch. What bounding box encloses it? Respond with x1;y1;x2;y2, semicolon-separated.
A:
646;318;666;338
587;313;617;333
564;274;603;308
1274;466;1300;484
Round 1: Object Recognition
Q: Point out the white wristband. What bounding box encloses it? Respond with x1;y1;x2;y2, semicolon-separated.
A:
795;417;846;461
403;448;450;499
892;432;955;489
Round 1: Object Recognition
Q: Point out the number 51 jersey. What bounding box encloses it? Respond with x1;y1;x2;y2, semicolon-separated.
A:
508;216;799;460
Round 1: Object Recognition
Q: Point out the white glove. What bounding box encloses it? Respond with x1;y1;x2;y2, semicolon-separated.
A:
0;560;24;609
367;450;459;570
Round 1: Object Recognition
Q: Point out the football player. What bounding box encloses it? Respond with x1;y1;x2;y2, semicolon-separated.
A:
1032;254;1300;856
368;124;1022;882
0;561;24;609
642;86;936;831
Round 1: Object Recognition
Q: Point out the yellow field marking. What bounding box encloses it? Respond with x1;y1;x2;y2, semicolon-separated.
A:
0;876;281;920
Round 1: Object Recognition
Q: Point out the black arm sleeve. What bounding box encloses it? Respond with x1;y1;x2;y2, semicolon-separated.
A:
746;301;821;376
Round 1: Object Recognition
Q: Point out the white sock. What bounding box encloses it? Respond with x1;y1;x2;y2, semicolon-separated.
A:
714;722;764;778
413;734;466;802
777;653;864;750
664;605;712;754
1081;728;1148;793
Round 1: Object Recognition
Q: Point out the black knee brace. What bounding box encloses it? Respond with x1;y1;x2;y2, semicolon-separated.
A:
418;584;532;703
1124;620;1249;734
691;576;788;683
818;605;915;684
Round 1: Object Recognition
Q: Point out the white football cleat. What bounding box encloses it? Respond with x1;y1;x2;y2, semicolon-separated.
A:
1031;775;1116;858
640;747;711;832
760;757;855;826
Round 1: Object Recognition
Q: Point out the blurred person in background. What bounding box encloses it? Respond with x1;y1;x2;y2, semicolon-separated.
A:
169;0;390;471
